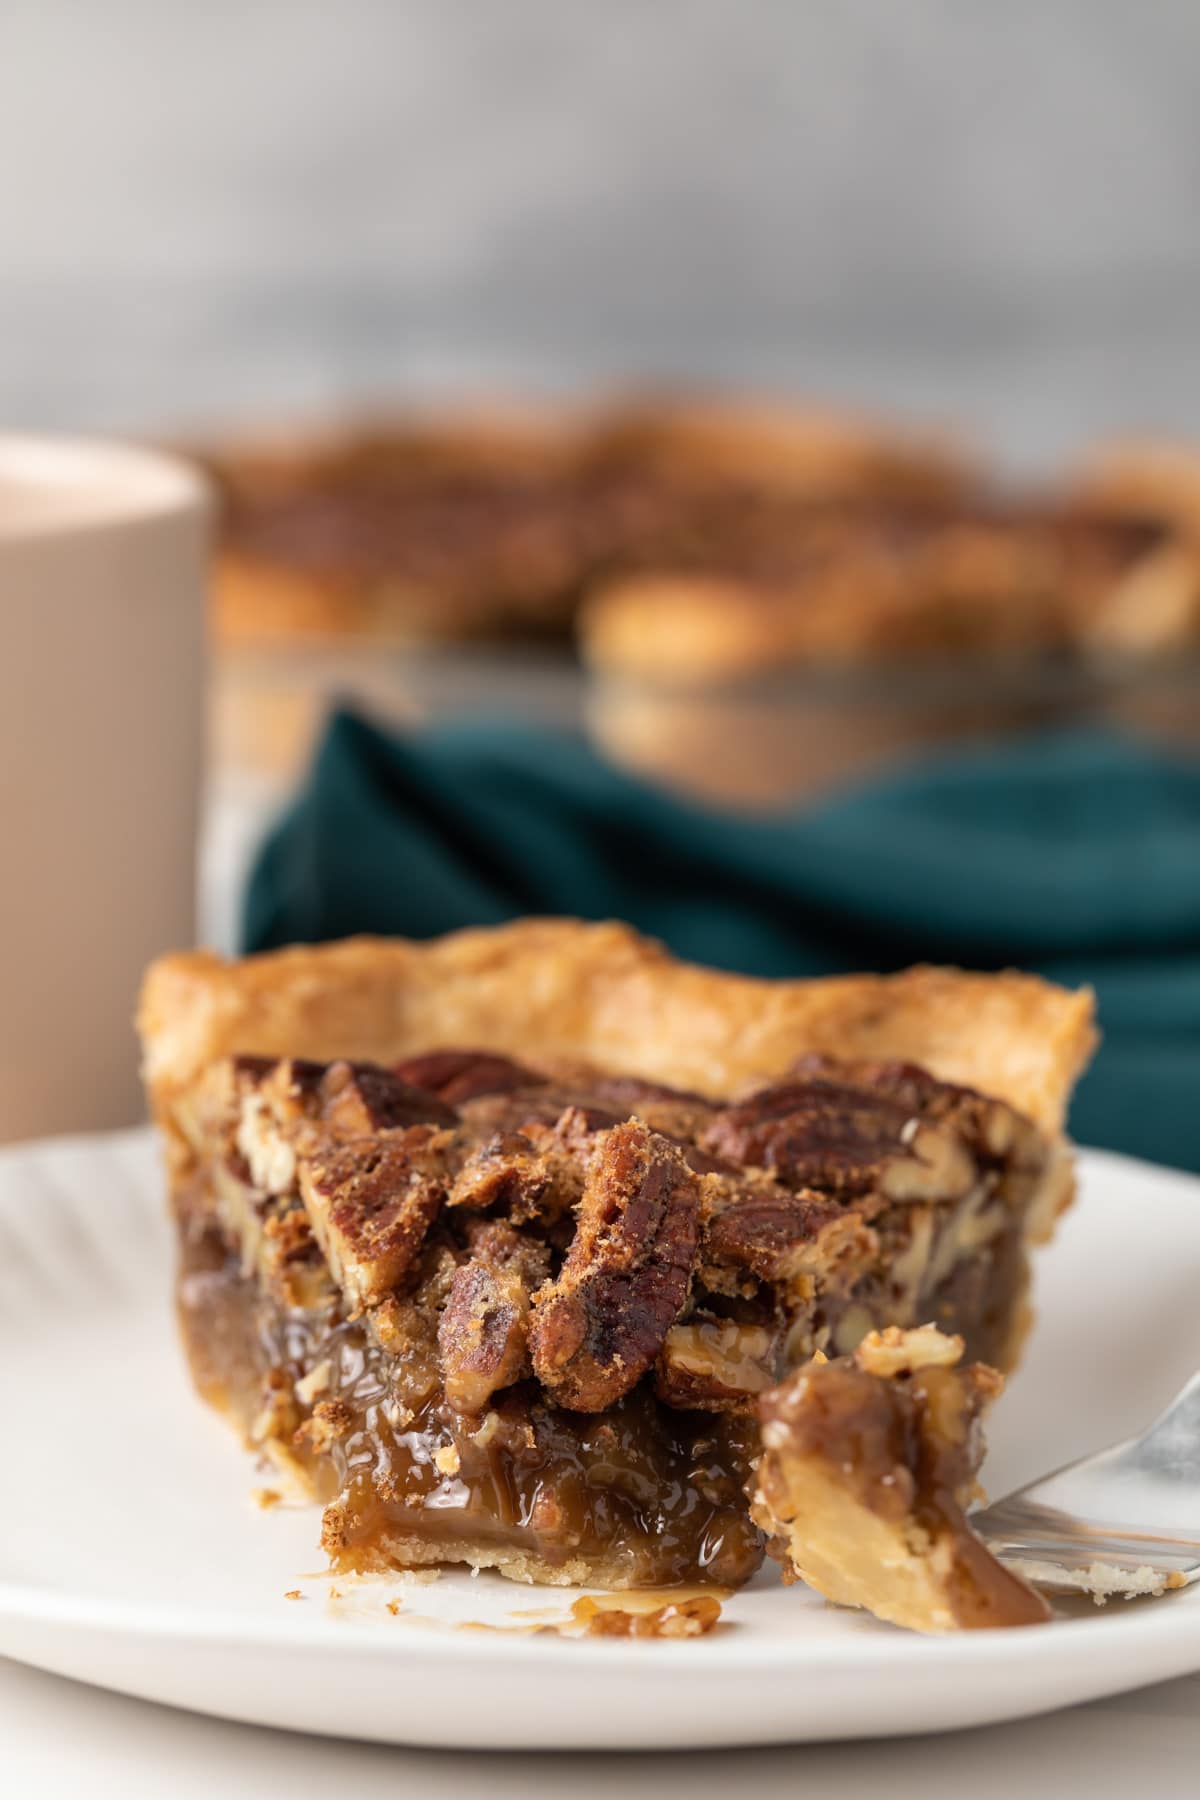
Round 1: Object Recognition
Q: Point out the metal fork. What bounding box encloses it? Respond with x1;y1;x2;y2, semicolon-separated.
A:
971;1369;1200;1599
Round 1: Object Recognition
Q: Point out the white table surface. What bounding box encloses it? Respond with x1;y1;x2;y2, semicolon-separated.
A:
2;1653;1198;1799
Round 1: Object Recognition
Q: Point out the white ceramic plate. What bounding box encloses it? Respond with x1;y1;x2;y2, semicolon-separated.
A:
1;1129;1198;1750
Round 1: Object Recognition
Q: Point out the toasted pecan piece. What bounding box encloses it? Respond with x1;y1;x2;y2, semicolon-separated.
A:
225;1056;455;1198
458;1091;621;1144
319;1059;458;1136
258;1203;333;1311
582;1075;717;1142
655;1317;780;1411
792;1055;1048;1169
438;1260;531;1415
459;1214;553;1274
438;1223;550;1414
298;1125;450;1309
226;1059;323;1193
448;1103;618;1223
243;1054;443;1137
391;1049;543;1106
245;1055;327;1122
700;1073;977;1205
529;1121;701;1410
700;1180;872;1289
447;1128;555;1215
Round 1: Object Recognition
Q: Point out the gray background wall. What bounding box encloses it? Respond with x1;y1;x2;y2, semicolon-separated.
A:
4;0;1200;467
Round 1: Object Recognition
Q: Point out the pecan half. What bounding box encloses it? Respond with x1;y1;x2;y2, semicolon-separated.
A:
701;1079;914;1195
529;1121;701;1411
700;1073;977;1206
655;1318;780;1411
448;1103;618;1224
447;1128;554;1215
223;1056;455;1199
583;1075;717;1143
319;1059;458;1136
438;1222;549;1414
791;1056;1047;1174
458;1091;621;1145
701;1182;873;1289
391;1049;543;1106
298;1125;450;1310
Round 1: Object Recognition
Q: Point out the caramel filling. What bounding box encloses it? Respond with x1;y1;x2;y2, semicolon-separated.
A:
180;1225;762;1588
168;1048;1056;1595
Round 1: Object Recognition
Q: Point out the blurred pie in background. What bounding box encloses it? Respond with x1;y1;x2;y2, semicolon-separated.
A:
581;489;1200;804
194;397;1200;804
1061;436;1200;659
201;396;974;648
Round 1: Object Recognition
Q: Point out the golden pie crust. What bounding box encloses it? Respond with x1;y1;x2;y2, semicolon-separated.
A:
140;918;1094;1137
1066;436;1200;530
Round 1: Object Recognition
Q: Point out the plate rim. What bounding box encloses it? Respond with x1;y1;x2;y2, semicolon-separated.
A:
1;1570;1199;1670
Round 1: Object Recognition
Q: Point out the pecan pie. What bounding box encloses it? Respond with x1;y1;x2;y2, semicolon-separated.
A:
202;400;1200;668
202;399;973;649
139;920;1095;1625
1060;440;1200;660
579;499;1187;684
578;485;1200;804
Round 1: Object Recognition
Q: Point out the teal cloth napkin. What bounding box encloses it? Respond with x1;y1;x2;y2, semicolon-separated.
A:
244;710;1200;1172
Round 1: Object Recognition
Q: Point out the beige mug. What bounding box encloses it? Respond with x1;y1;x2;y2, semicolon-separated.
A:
0;437;210;1142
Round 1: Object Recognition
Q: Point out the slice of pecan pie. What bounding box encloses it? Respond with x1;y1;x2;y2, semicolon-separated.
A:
139;920;1095;1622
